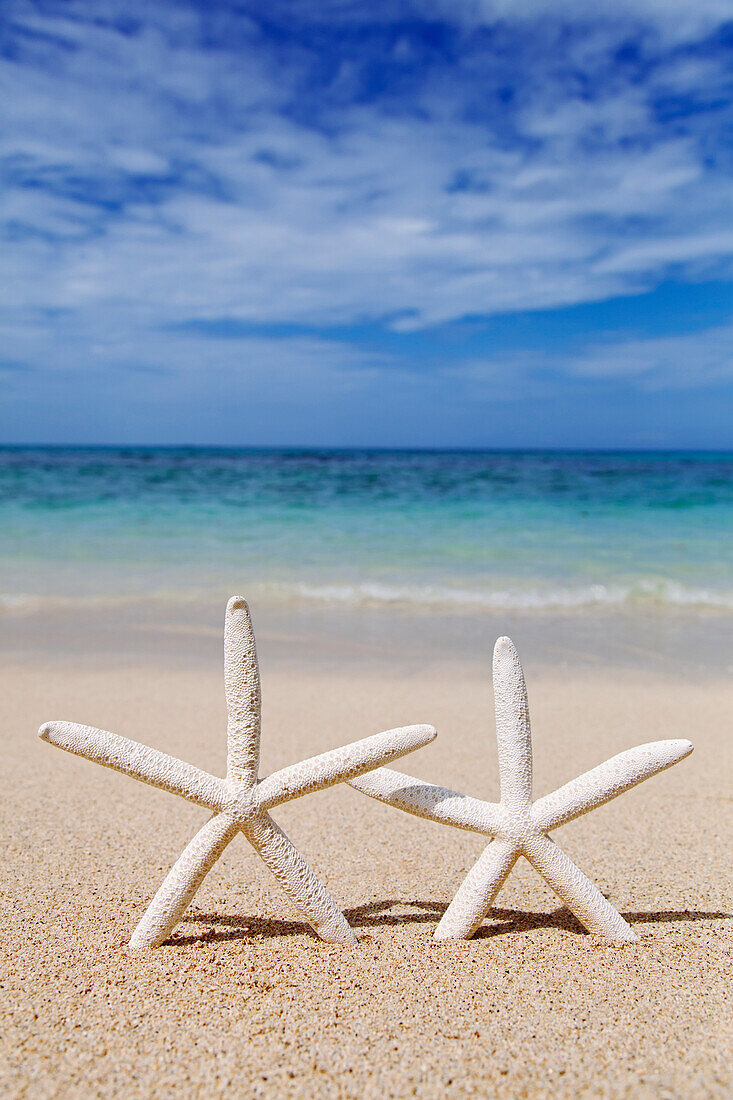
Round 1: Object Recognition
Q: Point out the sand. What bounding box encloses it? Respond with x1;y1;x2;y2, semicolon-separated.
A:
1;605;731;1098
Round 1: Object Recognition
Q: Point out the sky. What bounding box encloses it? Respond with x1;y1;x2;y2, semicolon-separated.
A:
1;0;733;448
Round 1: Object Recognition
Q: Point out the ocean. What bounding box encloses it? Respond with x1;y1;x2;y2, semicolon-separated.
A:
1;447;732;615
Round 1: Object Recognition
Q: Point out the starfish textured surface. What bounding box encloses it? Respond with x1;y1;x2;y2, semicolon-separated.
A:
350;637;693;942
39;597;436;949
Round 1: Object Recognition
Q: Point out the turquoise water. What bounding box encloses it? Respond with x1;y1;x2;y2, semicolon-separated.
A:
1;447;732;613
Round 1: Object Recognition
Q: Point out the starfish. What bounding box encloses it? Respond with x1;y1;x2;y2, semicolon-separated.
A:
39;596;436;949
350;636;693;942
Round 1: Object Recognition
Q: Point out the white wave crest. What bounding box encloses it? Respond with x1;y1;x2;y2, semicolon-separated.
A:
3;578;733;615
266;579;733;612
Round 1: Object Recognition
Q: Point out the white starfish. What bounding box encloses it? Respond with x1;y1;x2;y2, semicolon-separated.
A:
350;636;693;942
39;596;435;949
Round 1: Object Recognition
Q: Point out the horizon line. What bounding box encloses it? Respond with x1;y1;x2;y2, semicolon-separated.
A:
1;443;732;455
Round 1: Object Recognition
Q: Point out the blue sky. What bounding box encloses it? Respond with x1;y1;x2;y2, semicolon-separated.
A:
1;0;733;447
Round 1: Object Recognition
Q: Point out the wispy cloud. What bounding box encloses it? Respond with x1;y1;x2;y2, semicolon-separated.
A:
449;320;733;394
563;322;733;389
0;0;732;442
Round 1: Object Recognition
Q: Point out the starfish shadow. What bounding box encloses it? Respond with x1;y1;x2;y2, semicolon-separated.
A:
170;911;321;944
168;900;443;945
169;901;731;946
472;905;733;939
344;898;445;928
347;900;732;939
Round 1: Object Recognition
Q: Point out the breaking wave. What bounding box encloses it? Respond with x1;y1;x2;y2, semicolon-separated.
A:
3;577;733;615
266;579;733;612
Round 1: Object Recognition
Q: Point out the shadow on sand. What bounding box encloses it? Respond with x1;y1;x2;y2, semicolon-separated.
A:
168;900;731;946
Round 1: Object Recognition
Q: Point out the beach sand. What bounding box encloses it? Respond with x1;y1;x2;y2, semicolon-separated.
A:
1;604;731;1098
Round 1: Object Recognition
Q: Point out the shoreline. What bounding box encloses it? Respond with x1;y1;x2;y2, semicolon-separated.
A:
2;595;732;678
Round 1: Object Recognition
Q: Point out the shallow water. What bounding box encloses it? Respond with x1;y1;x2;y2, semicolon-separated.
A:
1;447;732;614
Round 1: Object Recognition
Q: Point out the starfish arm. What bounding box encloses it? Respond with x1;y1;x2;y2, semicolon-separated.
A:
256;724;437;810
493;637;532;808
433;838;520;940
244;813;356;944
38;721;228;813
522;834;639;941
531;739;694;832
224;596;261;786
348;768;503;836
128;814;240;950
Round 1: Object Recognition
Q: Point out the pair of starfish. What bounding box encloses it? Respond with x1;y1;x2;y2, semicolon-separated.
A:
40;597;692;949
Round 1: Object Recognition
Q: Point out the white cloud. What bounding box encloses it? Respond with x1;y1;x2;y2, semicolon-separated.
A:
595;231;733;275
445;321;733;397
563;323;733;389
0;0;731;395
424;0;733;39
